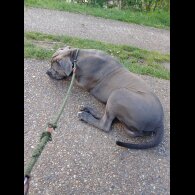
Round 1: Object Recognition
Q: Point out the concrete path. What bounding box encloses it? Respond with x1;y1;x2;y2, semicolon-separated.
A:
24;59;170;194
24;7;170;54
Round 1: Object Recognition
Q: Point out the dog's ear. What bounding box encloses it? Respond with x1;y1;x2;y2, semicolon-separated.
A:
58;58;72;76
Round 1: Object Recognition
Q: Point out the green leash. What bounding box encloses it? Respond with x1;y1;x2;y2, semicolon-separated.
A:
24;49;79;195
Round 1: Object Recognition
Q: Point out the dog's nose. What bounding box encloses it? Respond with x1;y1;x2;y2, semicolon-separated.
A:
46;70;51;76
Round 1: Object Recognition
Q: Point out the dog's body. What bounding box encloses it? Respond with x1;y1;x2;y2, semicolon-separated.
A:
47;47;164;149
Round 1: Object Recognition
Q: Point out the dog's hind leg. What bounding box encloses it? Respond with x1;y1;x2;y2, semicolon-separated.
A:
79;105;101;119
124;127;144;137
124;126;154;137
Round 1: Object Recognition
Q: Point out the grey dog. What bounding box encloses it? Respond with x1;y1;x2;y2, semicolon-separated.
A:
46;46;164;149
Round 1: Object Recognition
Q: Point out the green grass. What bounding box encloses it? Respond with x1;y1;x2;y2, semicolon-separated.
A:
24;32;170;80
24;0;169;29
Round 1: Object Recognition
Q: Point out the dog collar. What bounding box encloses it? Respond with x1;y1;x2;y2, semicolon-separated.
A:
72;49;79;66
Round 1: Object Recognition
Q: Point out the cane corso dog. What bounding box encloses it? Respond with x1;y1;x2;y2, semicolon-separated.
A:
46;46;164;149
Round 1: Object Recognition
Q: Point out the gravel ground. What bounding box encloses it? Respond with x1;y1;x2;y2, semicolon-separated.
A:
24;7;170;54
24;58;170;195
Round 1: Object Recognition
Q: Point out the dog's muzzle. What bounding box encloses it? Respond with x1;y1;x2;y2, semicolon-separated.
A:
46;69;66;80
46;70;52;77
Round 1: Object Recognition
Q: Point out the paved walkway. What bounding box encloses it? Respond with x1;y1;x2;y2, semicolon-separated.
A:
24;59;170;194
24;7;170;54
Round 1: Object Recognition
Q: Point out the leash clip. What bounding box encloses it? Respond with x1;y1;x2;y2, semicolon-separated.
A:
73;67;77;73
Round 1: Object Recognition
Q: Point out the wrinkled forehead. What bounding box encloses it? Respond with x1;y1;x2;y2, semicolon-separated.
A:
52;45;72;58
60;46;71;52
60;45;72;52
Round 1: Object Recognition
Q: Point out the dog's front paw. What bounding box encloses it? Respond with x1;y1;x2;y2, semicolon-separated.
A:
77;111;90;122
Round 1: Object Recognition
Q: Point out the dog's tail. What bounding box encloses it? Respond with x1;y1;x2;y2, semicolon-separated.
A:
116;125;164;149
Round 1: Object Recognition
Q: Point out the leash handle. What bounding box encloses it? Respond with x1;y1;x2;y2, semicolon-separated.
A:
24;176;30;195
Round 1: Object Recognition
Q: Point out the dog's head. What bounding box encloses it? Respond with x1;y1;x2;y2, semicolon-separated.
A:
46;46;76;80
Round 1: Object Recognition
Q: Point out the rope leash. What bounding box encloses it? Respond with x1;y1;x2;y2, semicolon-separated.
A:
24;49;79;195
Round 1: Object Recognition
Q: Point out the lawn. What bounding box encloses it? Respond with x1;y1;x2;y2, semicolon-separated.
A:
24;32;170;80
